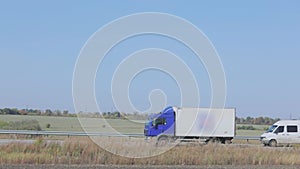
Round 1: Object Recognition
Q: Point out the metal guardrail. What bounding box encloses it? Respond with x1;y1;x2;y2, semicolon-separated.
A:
234;136;260;140
0;130;260;140
0;130;144;137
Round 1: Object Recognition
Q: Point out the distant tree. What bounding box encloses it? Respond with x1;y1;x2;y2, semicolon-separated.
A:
254;117;264;124
36;110;42;115
63;110;69;116
237;125;257;130
94;112;100;118
245;116;254;124
240;117;246;124
113;111;120;118
19;109;28;115
12;108;20;115
45;109;53;116
235;117;240;124
1;108;20;115
274;118;281;123
236;116;281;125
54;110;62;116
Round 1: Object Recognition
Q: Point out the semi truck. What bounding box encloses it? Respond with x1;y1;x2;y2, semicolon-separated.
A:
260;120;300;147
144;106;236;145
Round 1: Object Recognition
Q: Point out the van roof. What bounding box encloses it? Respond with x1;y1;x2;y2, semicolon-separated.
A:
275;120;300;125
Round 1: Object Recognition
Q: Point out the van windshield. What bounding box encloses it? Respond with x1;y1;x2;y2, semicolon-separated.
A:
266;125;278;133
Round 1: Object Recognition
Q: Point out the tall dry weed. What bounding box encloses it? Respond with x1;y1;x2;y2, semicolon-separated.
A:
0;137;300;165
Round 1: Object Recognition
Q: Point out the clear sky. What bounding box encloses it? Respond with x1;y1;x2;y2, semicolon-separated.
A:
0;1;299;119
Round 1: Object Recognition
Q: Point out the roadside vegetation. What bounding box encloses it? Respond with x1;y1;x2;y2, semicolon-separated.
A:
237;125;257;130
0;137;300;165
0;119;41;131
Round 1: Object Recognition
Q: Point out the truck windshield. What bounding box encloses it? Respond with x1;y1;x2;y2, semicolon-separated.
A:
145;112;160;126
266;125;278;133
145;119;152;127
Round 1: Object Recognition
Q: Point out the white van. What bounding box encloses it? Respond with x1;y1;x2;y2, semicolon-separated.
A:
260;120;300;147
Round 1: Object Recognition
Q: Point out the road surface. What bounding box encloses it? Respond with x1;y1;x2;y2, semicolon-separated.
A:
0;165;299;169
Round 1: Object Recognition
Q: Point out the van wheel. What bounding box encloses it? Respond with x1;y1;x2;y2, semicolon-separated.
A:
269;139;277;147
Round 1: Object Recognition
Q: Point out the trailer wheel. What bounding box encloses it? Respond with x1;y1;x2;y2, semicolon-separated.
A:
269;139;277;147
206;138;219;144
225;139;232;144
156;136;169;146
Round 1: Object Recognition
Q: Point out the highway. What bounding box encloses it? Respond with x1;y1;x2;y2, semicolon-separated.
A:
0;130;144;137
0;164;298;169
0;138;64;145
0;129;261;146
0;129;260;140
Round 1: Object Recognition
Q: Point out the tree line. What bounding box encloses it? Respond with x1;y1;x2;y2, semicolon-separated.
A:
0;108;75;117
236;116;280;125
78;111;148;120
0;108;147;119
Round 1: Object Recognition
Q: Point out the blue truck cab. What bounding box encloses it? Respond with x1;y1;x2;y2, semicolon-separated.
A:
144;106;175;137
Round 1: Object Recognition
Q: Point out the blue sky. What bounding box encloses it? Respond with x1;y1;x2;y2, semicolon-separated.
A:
0;1;299;119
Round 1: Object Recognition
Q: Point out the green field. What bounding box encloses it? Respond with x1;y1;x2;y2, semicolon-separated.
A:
236;124;268;136
0;115;144;134
0;115;268;136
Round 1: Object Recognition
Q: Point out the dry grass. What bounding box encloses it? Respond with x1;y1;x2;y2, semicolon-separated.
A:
1;137;300;165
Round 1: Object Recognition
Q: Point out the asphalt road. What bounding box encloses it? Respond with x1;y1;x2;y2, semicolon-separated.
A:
1;165;300;169
0;139;63;145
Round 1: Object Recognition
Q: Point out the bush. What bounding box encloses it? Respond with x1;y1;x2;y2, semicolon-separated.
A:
3;119;42;131
0;120;9;128
237;125;257;130
46;123;51;128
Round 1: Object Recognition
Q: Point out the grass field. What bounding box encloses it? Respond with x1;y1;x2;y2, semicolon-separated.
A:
0;115;144;134
0;115;268;136
236;124;268;136
1;137;300;165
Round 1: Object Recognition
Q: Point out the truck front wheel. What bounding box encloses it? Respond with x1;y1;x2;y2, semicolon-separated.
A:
156;136;169;146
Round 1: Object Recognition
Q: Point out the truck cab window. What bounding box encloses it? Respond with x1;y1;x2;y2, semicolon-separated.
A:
274;126;284;133
153;118;166;127
156;118;166;125
287;125;298;132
